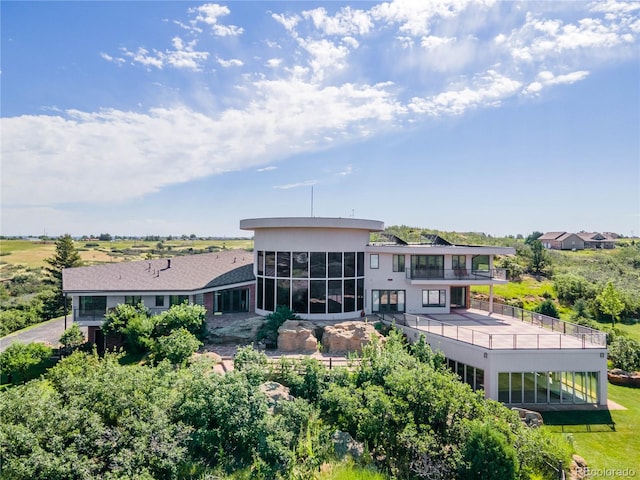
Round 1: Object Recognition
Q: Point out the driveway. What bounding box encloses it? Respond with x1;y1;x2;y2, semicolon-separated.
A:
0;317;71;352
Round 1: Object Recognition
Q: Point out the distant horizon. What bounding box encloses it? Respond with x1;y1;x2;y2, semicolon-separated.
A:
2;1;639;238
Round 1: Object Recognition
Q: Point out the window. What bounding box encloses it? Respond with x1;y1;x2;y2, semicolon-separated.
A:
422;289;446;307
411;255;444;279
79;296;106;315
392;254;405;272
452;255;466;270
372;290;405;313
343;252;355;277
292;252;309;278
277;252;290;277
344;279;355;312
310;280;326;314
472;255;490;272
291;280;308;313
310;252;326;278
265;251;276;276
328;252;342;277
125;295;142;306
170;295;188;306
328;280;342;313
155;295;165;307
370;254;379;269
277;279;290;307
257;251;264;275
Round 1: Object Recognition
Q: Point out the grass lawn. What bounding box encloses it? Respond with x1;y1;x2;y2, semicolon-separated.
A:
471;275;556;310
543;384;640;473
614;321;640;342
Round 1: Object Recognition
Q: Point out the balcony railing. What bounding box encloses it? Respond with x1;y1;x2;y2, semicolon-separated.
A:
74;309;107;323
377;310;606;350
471;299;607;347
405;268;507;281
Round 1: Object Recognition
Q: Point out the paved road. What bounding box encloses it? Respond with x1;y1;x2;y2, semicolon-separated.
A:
0;317;71;352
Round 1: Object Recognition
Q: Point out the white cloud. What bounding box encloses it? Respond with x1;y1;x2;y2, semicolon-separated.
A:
190;3;243;36
274;180;317;190
121;37;209;70
100;52;125;65
336;165;353;176
217;57;243;68
523;70;590;95
272;12;300;32
302;6;373;36
266;58;283;68
257;166;277;172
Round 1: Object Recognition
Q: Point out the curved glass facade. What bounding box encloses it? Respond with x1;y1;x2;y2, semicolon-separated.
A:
256;250;365;315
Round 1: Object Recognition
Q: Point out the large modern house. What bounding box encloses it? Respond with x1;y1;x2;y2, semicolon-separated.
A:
63;216;608;408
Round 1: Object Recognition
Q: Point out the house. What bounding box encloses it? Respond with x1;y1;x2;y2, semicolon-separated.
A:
62;250;255;344
538;232;584;250
63;216;608;408
539;231;616;250
577;232;616;249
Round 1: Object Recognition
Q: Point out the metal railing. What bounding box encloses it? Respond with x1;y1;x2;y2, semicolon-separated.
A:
74;310;106;323
376;309;606;350
471;299;607;347
405;268;507;281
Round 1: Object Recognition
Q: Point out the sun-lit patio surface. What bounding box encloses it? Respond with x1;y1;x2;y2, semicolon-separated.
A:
392;309;606;350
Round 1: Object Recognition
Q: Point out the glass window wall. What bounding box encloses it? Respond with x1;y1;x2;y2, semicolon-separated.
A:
498;371;599;405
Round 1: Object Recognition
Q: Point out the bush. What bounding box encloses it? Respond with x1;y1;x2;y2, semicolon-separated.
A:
59;323;85;355
459;422;518;480
152;328;202;366
0;342;52;382
535;299;559;319
608;336;640;372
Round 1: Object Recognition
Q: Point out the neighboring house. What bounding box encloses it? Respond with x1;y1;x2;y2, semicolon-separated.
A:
577;232;616;249
539;231;616;250
63;217;608;408
62;250;255;344
538;232;584;250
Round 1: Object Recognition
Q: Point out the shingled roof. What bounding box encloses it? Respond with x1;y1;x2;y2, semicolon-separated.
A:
62;250;254;293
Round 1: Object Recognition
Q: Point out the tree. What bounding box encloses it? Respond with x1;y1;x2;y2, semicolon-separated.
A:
524;231;543;246
459;423;518;480
596;281;624;326
528;239;548;275
152;328;201;365
608;337;640;372
0;342;52;382
535;299;559;318
59;323;86;355
44;234;82;316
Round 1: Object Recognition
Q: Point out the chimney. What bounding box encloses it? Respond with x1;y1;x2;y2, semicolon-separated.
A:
167;259;171;269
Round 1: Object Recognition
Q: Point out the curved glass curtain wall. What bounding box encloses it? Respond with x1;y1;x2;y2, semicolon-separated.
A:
256;251;365;315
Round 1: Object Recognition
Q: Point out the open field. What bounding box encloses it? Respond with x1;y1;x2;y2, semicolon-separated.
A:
471;275;556;311
0;238;254;271
543;384;640;473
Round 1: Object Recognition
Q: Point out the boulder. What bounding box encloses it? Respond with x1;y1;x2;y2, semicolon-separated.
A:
277;320;318;352
260;381;294;414
570;454;588;480
332;430;364;460
322;321;385;354
207;316;265;345
607;369;640;388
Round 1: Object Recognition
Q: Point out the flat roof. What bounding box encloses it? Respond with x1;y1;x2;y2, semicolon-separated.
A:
240;217;384;232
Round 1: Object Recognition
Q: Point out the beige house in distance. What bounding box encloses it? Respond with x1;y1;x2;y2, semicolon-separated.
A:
539;231;616;250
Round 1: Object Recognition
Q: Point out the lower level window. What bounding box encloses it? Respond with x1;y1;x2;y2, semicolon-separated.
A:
125;295;142;306
498;371;599;404
422;289;446;307
170;295;189;306
372;290;405;313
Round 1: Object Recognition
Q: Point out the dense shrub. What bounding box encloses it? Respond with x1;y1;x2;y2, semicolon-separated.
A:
608;336;640;372
152;328;202;366
459;422;518;480
535;298;560;318
0;342;52;382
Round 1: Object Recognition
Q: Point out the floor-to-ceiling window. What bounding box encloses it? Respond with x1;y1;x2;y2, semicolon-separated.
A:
497;371;599;405
411;255;444;279
372;290;405;313
214;288;250;313
255;250;365;316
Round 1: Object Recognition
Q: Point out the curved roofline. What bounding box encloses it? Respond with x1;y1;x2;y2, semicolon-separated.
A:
240;217;384;232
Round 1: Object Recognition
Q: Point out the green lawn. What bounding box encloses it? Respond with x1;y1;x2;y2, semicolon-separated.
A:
472;275;556;310
543;384;640;473
614;321;640;342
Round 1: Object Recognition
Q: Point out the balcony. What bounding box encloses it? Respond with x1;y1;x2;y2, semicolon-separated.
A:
405;268;507;282
74;309;107;324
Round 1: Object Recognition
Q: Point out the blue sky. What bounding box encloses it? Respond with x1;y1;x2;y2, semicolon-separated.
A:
2;1;639;238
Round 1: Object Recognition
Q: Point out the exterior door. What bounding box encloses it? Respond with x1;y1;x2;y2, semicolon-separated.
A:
451;287;467;308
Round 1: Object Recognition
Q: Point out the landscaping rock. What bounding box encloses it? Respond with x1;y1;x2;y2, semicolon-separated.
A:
322;321;385;354
207;316;265;345
511;407;544;427
332;430;364;460
260;381;294;414
570;454;588;480
277;320;318;352
607;368;640;388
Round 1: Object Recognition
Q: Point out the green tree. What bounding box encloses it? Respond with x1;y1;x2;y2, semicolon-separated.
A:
459;422;518;480
528;239;548;275
59;323;85;355
152;328;202;366
0;342;52;382
44;234;82;316
596;281;624;326
524;231;543;246
608;336;640;371
154;302;207;339
535;298;559;318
